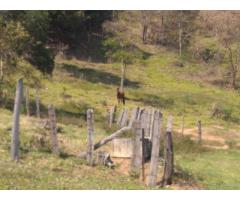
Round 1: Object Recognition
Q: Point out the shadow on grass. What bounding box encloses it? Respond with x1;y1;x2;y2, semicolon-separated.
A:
131;93;175;109
62;63;140;88
173;165;201;189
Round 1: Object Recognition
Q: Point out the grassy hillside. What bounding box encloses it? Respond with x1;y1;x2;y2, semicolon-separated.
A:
1;43;240;189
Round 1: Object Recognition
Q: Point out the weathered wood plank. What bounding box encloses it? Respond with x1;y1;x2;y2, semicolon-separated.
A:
117;109;124;126
78;126;131;158
128;107;139;128
131;120;142;174
149;109;155;140
120;109;128;127
147;110;162;186
162;115;174;187
142;129;145;182
11;79;23;161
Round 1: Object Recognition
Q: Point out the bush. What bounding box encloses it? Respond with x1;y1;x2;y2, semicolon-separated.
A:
211;103;239;123
20;128;51;153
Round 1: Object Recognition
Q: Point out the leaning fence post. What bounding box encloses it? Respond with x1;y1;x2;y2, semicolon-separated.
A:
87;109;94;166
147;110;162;186
130;120;142;175
11;79;23;161
25;87;30;117
162;115;174;187
197;120;202;143
48;105;59;155
35;88;40;119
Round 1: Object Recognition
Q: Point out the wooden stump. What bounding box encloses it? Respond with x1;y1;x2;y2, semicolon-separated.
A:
162;115;174;186
147;110;162;186
130;120;142;174
11;79;23;161
48;105;59;155
87;109;94;166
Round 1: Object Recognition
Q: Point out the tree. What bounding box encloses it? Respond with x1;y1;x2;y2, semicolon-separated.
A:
103;37;135;92
199;11;240;89
0;16;30;102
102;13;148;92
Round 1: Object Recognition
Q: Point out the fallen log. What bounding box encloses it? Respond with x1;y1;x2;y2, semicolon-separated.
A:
78;126;131;158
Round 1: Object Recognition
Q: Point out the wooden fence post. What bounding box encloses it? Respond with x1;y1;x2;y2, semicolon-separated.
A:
87;109;94;166
117;109;124;126
181;115;185;136
130;120;142;174
149;109;155;140
162;115;174;187
25;87;30;117
11;79;23;161
197;120;202;143
147;110;162;186
128;107;139;128
48;105;59;155
109;105;116;128
142;129;145;182
120;109;128;127
35;88;40;118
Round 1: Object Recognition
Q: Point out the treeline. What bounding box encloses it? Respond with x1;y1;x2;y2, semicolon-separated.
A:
1;10;240;102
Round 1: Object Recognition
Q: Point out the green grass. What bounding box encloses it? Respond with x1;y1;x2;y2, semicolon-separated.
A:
176;149;240;189
1;45;240;189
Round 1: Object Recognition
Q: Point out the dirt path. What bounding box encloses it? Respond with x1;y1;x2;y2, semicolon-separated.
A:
178;126;240;150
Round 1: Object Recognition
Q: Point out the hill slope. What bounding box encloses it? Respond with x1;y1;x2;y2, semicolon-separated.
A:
1;45;240;189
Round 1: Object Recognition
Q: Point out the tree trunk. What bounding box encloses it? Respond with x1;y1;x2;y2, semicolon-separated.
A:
120;60;126;93
11;79;23;161
228;46;238;89
178;19;182;57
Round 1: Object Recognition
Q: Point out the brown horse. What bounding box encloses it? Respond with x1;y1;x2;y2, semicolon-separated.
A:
117;87;125;105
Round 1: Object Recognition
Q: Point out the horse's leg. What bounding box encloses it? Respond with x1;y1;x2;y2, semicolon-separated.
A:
123;96;125;105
